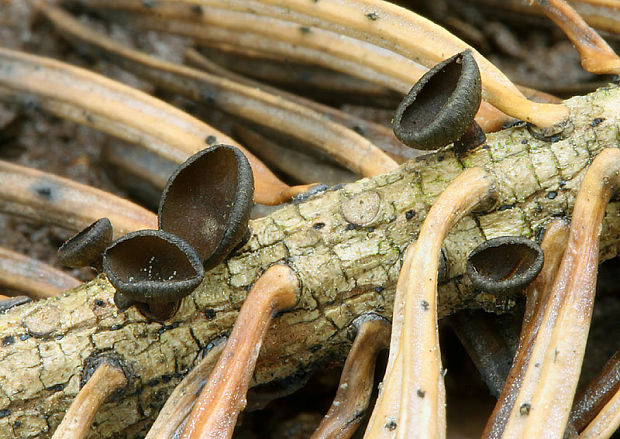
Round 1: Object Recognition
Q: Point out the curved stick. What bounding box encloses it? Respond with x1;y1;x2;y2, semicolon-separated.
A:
34;2;398;178
578;386;620;439
311;315;390;439
181;265;300;439
502;148;620;439
0;47;302;205
0;247;81;299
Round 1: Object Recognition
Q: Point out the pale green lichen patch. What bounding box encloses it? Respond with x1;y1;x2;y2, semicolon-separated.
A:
478;206;531;239
529;146;562;189
494;152;541;203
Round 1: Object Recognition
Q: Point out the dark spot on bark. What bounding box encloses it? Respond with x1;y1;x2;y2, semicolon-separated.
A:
375;286;384;293
161;374;172;383
313;222;325;230
33;184;53;200
191;5;203;15
437;155;444;162
204;308;216;319
547;191;557;200
498;204;515;211
46;383;65;392
366;12;379;20
482;143;489;149
86;114;94;124
591;117;605;127
0;410;10;419
19;334;30;341
352;124;365;135
554;349;559;362
417;388;426;398
385;420;397;431
521;139;528;144
141;0;154;7
535;362;540;367
205;135;217;145
299;26;311;34
94;299;105;307
421;300;430;311
310;344;322;353
406;210;416;220
559;179;566;187
13;421;21;428
110;324;121;330
2;336;14;346
346;224;356;231
55;334;64;340
200;89;218;105
368;227;374;232
520;403;531;415
148;378;160;387
550;134;562;143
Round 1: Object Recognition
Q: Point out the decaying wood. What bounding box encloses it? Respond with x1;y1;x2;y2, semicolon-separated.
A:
0;86;619;437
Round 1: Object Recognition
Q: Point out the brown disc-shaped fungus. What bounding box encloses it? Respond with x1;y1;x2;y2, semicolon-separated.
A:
159;145;254;270
392;50;485;151
103;229;204;320
466;236;544;295
57;217;113;270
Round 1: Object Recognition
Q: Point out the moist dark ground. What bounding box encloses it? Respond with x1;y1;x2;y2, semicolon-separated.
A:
1;0;619;437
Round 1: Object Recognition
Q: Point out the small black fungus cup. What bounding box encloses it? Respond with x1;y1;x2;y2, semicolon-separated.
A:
158;144;254;270
466;236;544;295
57;217;113;269
103;229;204;305
393;50;483;151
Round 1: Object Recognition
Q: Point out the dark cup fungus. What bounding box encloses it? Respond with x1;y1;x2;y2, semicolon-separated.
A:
158;145;254;270
103;229;204;320
466;236;544;295
392;50;486;152
57;217;113;270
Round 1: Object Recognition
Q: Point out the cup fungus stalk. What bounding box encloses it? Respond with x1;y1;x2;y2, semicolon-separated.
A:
496;148;620;439
51;361;127;439
311;314;390;439
181;264;300;439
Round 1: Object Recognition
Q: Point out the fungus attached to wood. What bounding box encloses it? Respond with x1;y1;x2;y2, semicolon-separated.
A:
159;145;254;270
51;360;127;439
57;218;113;271
466;236;544;295
181;264;300;439
311;314;391;439
103;229;204;320
392;50;485;152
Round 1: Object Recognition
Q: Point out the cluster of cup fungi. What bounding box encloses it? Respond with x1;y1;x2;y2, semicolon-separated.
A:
1;0;620;438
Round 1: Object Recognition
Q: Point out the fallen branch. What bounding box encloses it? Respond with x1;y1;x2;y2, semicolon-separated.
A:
0;86;619;437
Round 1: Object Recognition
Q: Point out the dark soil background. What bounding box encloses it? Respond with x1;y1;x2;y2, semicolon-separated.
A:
1;0;618;437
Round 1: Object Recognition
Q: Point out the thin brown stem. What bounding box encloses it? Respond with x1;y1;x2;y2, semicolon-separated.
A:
181;265;300;439
500;148;620;439
0;47;299;205
185;48;415;162
36;2;398;178
0;247;81;299
311;315;390;439
578;386;620;439
534;0;620;75
570;351;620;432
145;339;226;439
0;160;156;238
234;125;357;186
51;362;127;439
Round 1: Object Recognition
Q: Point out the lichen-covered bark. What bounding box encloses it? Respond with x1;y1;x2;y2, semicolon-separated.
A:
0;85;619;438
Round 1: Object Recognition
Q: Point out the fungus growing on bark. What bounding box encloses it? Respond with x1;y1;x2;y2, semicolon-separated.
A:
181;264;300;439
159;145;254;270
103;229;204;320
466;236;544;295
52;360;127;439
392;50;485;152
57;218;113;271
311;314;390;439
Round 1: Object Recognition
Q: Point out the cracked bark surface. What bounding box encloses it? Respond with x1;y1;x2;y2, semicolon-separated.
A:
0;86;619;438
